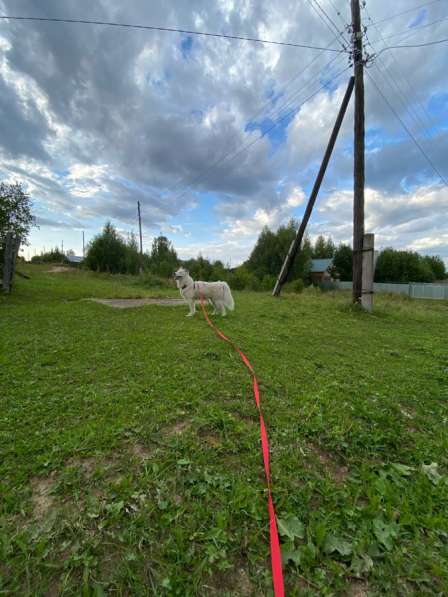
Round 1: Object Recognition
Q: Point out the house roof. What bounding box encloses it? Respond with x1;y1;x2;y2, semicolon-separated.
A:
66;255;83;263
310;258;333;273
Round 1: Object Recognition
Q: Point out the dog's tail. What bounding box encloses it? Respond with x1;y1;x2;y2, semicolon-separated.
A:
222;282;235;311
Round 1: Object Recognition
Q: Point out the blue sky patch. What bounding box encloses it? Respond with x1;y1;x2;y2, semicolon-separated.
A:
180;35;193;59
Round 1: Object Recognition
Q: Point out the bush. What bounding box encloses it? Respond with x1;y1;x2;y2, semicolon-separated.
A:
138;273;172;288
85;222;139;274
291;278;305;293
260;275;277;292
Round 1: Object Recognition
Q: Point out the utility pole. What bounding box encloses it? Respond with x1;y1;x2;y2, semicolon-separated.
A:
137;200;143;273
351;0;365;304
82;231;85;258
273;76;355;296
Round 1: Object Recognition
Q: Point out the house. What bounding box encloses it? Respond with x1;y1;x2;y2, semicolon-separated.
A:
310;258;334;284
66;255;84;265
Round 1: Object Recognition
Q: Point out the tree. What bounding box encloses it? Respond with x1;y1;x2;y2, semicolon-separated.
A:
375;248;436;283
246;220;312;283
85;222;131;273
332;244;353;281
149;235;178;277
0;181;36;243
313;235;335;258
424;255;446;280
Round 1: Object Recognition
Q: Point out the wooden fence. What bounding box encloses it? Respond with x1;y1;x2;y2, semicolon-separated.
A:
0;233;21;294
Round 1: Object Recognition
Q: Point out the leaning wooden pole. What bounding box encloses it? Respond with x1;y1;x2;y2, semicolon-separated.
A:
351;0;365;304
137;200;144;274
272;76;355;296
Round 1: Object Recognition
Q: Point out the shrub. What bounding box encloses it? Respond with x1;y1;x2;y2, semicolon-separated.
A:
260;275;277;292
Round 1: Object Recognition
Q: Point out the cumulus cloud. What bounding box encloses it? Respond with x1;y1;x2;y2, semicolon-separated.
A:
0;0;446;263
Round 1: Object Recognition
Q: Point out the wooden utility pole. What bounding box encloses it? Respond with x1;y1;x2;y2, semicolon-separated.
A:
351;0;365;304
273;76;355;296
137;200;143;273
82;231;85;258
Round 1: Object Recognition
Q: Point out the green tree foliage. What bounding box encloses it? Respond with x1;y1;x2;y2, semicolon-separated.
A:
375;248;436;283
332;244;353;281
246;219;312;283
312;235;335;258
423;255;446;280
148;235;178;277
85;222;140;274
30;247;65;263
0;181;36;243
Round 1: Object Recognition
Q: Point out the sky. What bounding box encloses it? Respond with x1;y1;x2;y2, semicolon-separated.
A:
0;0;447;265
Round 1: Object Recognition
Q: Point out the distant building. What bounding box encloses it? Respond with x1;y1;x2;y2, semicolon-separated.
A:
310;258;334;284
66;255;84;265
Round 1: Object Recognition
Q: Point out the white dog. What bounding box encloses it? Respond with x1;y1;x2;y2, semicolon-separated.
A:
174;267;235;317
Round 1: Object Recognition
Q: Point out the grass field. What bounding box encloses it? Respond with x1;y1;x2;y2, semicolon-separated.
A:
1;265;447;596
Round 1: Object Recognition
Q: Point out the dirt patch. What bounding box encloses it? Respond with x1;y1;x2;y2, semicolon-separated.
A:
167;420;191;436
88;298;184;309
204;565;252;596
308;443;349;483
30;476;55;518
130;443;152;460
348;580;369;596
45;266;73;273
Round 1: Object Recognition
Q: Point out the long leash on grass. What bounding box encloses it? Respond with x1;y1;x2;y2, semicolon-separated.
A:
199;292;285;597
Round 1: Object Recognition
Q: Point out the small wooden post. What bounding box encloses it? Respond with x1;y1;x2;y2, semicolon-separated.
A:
361;233;374;312
2;232;14;293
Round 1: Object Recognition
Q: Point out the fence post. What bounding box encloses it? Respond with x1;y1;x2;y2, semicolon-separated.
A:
361;233;374;312
2;232;13;293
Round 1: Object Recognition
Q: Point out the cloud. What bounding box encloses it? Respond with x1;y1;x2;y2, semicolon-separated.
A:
0;0;446;264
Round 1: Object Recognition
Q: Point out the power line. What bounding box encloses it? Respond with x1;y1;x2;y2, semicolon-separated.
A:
168;65;351;205
363;5;437;140
366;71;447;186
377;16;448;42
371;0;443;26
376;38;448;57
309;0;350;50
155;50;345;202
0;14;347;53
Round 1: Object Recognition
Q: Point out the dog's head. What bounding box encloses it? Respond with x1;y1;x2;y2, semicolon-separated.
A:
173;267;188;283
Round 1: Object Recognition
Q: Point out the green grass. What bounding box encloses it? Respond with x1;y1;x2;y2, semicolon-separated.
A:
1;265;447;596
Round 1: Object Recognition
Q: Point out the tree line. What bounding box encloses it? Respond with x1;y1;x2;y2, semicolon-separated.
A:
1;181;445;287
80;220;446;287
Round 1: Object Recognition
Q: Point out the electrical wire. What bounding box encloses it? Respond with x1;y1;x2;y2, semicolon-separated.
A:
363;6;436;135
377;16;448;42
370;0;443;26
309;0;350;50
167;65;352;204
376;38;448;57
366;71;447;186
0;14;347;52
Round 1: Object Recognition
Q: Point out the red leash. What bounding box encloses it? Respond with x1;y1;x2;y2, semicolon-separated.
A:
199;293;285;597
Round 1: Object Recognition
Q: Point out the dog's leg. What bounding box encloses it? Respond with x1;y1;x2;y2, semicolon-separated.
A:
210;300;217;315
186;299;196;317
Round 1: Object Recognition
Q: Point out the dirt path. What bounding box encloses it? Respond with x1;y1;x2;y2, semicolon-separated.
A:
88;298;184;309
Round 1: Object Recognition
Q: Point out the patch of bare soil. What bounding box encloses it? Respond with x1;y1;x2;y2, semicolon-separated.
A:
30;476;55;518
167;420;191;436
130;443;152;460
308;443;349;483
88;298;184;309
348;580;369;596
204;566;252;596
45;266;73;273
